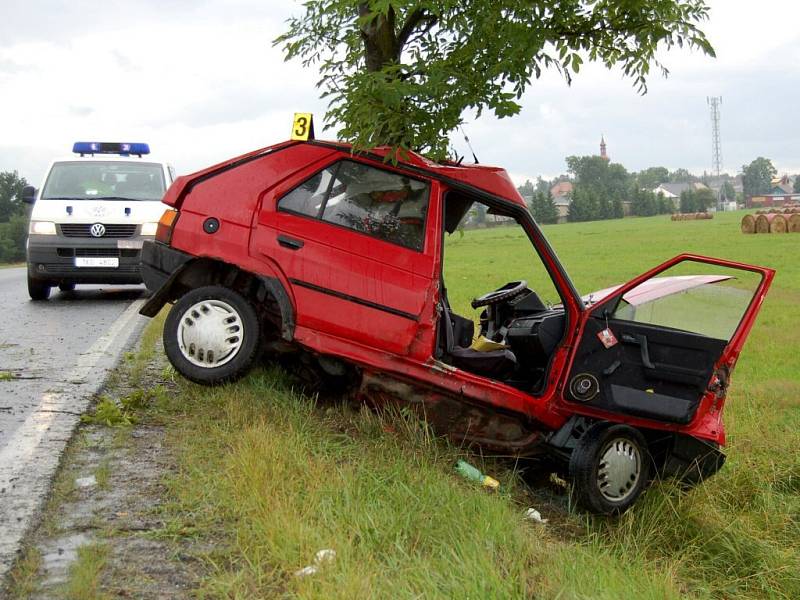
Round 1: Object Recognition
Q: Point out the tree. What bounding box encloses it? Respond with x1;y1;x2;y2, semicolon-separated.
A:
794;176;800;194
277;2;714;157
565;155;630;221
0;171;28;222
742;157;776;197
720;180;735;201
668;168;696;183
517;179;535;199
530;190;559;224
636;166;669;190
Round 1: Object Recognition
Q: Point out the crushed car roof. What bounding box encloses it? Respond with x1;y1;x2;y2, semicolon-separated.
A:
162;139;527;210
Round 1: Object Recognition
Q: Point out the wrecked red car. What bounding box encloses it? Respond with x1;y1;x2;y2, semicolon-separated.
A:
139;139;773;514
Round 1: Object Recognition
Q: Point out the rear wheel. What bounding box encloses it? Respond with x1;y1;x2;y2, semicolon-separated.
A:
569;422;649;515
59;282;76;292
163;285;261;385
28;275;51;301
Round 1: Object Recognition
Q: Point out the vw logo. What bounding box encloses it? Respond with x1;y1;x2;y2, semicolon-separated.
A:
90;223;106;237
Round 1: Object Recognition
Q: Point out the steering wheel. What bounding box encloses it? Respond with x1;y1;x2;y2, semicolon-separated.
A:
471;280;528;309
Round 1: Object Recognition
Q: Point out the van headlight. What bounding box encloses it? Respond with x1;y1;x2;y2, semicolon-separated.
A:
140;222;158;236
29;221;57;235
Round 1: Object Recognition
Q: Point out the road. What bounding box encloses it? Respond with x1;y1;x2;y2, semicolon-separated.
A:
0;266;149;583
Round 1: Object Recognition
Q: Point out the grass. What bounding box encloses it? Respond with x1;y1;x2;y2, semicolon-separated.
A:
134;211;800;597
62;543;109;600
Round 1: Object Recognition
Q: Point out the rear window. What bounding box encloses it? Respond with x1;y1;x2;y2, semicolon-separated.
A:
41;161;166;201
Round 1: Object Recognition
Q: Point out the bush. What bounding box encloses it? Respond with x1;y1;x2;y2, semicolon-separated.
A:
0;214;27;263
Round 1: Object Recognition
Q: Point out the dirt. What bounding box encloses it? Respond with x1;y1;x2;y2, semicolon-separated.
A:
7;347;207;599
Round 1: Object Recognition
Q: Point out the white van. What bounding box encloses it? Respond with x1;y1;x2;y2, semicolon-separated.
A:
23;142;174;300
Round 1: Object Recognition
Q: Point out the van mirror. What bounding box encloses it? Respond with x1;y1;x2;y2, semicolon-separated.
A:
22;186;37;204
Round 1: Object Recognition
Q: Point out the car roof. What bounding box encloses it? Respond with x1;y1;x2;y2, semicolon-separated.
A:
50;155;169;164
309;140;527;208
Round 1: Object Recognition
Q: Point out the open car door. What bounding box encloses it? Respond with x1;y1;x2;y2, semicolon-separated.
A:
565;254;774;427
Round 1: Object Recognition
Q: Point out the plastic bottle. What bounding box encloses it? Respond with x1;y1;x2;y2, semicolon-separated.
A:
455;460;499;490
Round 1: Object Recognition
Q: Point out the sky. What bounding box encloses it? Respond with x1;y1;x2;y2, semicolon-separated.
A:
1;1;799;187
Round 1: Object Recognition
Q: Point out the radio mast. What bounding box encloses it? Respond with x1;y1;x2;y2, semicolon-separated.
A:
707;96;722;177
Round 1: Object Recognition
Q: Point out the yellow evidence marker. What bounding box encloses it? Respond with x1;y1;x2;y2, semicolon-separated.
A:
291;113;315;141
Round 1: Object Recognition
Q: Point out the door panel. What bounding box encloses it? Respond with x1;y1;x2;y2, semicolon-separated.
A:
566;255;774;425
570;317;726;423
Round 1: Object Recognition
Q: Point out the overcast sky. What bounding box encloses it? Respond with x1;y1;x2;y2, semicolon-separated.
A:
1;1;798;186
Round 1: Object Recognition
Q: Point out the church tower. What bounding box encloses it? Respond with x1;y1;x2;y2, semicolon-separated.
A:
600;135;609;161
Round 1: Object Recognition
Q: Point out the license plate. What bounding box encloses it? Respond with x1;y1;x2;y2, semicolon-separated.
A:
117;240;143;250
74;257;119;268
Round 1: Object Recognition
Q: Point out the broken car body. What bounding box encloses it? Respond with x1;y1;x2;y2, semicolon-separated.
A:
139;139;773;513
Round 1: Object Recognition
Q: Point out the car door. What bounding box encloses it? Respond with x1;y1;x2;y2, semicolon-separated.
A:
565;255;774;425
256;158;438;357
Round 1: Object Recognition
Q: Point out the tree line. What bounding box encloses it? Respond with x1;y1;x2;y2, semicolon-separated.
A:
0;171;29;263
517;155;785;224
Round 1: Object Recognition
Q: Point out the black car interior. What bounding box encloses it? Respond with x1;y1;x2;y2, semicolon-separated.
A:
437;193;566;392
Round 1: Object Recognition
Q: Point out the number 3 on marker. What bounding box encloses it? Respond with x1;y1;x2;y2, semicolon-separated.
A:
291;113;314;141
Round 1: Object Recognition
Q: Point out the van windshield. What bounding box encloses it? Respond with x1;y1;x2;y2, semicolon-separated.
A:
41;161;166;201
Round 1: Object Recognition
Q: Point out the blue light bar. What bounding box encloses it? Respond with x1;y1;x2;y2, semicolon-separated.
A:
72;142;150;156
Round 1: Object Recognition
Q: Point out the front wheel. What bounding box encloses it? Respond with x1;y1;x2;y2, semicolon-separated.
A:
569;423;649;515
163;285;261;385
28;275;51;301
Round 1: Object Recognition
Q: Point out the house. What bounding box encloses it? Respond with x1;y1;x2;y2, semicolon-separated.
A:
652;182;709;209
550;181;573;224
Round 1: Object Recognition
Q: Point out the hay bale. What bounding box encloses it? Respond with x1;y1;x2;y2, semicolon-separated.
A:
755;214;771;233
788;213;800;233
770;214;788;233
741;214;756;234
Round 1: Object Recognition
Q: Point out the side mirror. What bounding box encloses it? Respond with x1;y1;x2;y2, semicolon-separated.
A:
22;185;37;204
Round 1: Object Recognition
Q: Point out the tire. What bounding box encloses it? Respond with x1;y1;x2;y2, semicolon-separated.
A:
59;283;76;292
163;285;261;385
569;422;650;515
28;275;51;301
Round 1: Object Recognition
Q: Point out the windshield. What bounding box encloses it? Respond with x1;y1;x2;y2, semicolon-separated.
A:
41;161;166;201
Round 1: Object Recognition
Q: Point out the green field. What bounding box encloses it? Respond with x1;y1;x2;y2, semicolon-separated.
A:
127;212;800;598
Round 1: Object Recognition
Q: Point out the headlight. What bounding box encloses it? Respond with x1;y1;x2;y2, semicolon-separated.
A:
140;222;158;236
29;221;57;235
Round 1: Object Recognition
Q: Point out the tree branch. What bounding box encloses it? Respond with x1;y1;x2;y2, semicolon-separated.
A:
396;8;436;53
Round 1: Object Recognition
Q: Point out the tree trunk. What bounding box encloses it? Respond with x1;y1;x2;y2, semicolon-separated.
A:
359;4;398;72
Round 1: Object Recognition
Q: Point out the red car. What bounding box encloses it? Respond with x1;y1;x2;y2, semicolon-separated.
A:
139;139;773;514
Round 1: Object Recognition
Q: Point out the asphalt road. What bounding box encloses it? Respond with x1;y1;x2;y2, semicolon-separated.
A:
0;266;149;583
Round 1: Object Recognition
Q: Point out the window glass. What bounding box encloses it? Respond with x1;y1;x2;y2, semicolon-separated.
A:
321;161;429;250
609;261;761;341
278;167;336;217
41;161;166;201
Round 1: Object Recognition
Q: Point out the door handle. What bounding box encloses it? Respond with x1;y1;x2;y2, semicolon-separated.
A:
621;333;655;369
277;234;304;250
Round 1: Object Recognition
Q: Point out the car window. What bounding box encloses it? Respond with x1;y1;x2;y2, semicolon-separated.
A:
278;166;336;217
321;162;429;251
278;160;430;251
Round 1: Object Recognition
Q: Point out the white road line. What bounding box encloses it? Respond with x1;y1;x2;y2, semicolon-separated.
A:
0;298;146;583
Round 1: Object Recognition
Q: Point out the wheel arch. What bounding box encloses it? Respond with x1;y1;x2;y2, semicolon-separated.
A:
141;257;295;341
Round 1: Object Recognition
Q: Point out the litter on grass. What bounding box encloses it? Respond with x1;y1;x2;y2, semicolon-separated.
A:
455;459;500;490
294;548;337;577
524;508;548;524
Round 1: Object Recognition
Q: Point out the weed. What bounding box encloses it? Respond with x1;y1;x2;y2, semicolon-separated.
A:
0;370;15;381
95;459;111;491
81;396;135;427
6;547;42;598
62;543;109;600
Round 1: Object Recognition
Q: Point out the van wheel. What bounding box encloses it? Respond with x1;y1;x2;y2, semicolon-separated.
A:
59;283;76;292
569;423;649;515
28;275;51;301
164;285;261;385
